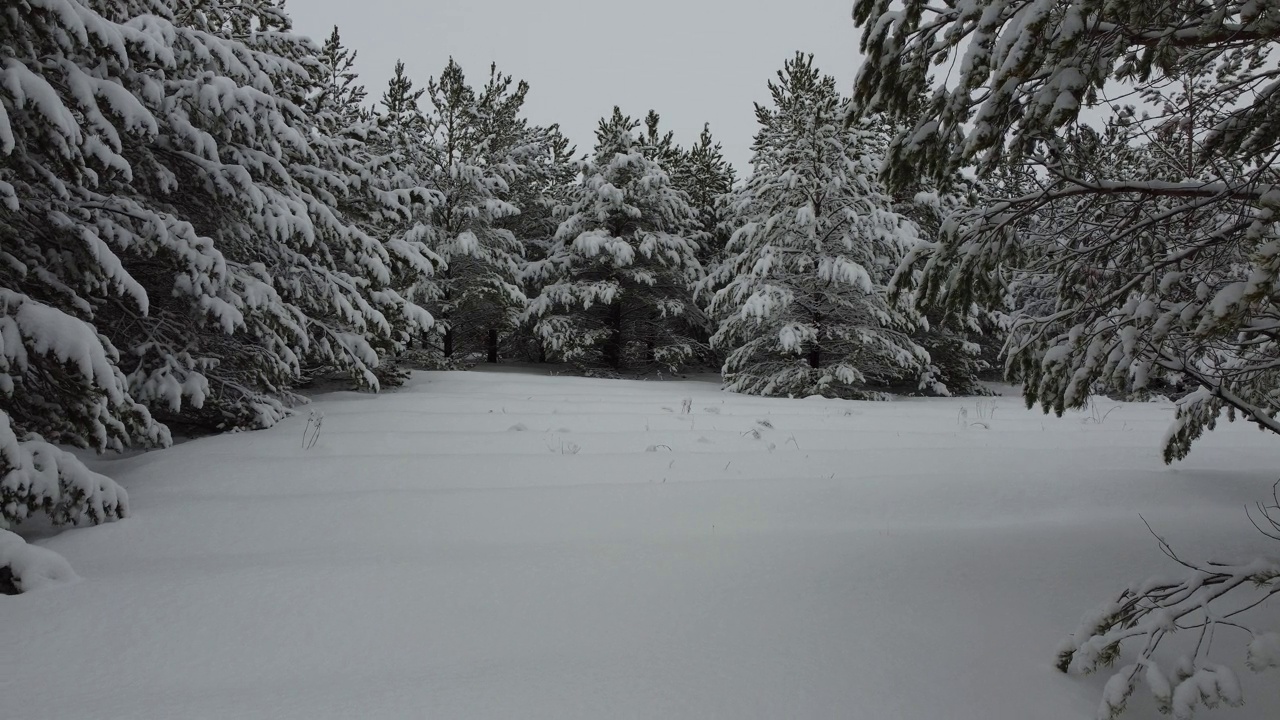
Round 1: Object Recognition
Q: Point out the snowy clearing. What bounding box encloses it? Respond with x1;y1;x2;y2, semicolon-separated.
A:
3;369;1279;720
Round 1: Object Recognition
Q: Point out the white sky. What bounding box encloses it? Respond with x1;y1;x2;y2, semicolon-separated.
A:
285;0;864;170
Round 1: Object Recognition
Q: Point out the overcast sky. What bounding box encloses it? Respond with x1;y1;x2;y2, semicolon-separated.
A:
285;0;864;170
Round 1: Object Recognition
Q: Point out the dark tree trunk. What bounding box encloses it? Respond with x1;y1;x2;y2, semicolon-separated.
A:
809;312;823;370
487;327;499;364
443;328;454;358
603;302;624;370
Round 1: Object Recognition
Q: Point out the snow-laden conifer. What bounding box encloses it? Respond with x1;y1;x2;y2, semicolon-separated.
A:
710;54;925;399
525;108;703;370
420;60;533;363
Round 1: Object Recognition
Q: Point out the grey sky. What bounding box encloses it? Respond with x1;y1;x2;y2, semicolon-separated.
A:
286;0;864;171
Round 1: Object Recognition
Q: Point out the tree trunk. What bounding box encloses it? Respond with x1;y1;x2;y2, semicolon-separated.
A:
603;302;624;370
809;312;823;369
443;328;454;359
487;327;499;364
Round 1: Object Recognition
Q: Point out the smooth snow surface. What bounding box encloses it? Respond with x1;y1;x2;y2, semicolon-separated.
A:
4;370;1279;719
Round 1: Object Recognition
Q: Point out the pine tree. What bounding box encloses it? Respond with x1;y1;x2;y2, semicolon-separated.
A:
306;34;440;386
420;60;529;363
525;108;703;371
710;54;925;399
311;26;369;133
371;60;446;362
507;123;579;362
144;0;436;418
2;0;172;519
638;110;685;173
677;124;737;268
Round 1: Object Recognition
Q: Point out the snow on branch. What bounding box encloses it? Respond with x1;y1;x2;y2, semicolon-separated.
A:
1057;488;1280;720
1;409;129;528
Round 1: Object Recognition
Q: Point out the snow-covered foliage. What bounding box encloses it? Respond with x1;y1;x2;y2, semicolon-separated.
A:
889;178;998;397
709;54;925;399
303;28;439;386
505;124;579;363
2;0;438;443
524;108;704;370
1;406;128;528
369;59;446;364
852;0;1280;460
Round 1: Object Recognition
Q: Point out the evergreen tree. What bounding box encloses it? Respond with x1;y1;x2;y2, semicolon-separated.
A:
678;124;737;268
147;0;436;417
311;25;369;133
638;110;685;172
421;60;529;363
371;59;445;360
2;0;168;529
709;54;925;399
525;108;703;371
508;123;579;362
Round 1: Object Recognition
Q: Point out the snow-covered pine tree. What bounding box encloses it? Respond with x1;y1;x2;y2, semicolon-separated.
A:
306;33;439;384
638;110;685;175
420;60;530;364
126;0;437;423
2;0;169;529
507;123;579;362
709;54;925;399
525;108;703;371
370;59;446;362
886;161;997;396
676;124;737;268
677;123;738;366
311;25;369;133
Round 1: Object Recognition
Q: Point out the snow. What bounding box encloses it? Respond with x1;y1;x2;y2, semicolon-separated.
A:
0;529;78;593
3;369;1279;719
1248;633;1280;671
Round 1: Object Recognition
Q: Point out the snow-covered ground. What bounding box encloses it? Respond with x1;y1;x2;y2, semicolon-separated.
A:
4;369;1279;719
